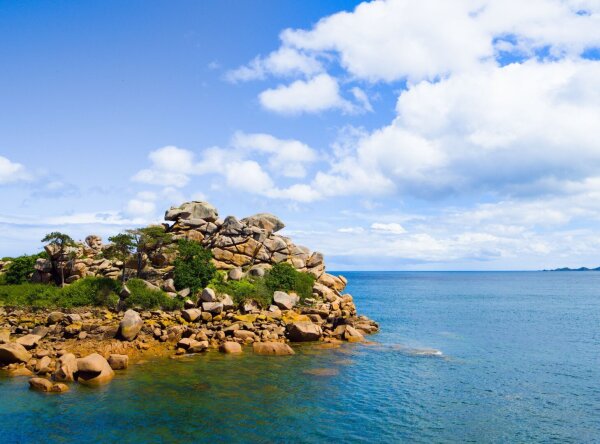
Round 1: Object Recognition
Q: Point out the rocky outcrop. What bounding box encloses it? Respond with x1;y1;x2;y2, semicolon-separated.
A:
0;343;31;364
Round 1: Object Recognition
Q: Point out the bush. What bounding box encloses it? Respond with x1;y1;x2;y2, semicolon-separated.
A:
123;279;183;311
265;263;315;301
209;272;272;307
4;252;46;285
173;240;216;293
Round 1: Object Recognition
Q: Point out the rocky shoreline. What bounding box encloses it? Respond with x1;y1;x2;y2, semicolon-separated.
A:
0;201;378;393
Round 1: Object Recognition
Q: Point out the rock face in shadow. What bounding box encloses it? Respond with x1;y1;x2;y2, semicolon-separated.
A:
0;343;32;364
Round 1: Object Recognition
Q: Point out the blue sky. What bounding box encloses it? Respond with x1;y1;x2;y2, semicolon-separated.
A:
2;0;600;270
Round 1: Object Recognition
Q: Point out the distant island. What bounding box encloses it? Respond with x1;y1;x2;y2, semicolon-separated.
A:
543;267;600;271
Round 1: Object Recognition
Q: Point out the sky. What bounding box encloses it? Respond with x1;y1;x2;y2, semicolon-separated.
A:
2;0;600;270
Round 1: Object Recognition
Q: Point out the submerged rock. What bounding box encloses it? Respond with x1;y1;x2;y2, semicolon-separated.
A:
253;342;295;356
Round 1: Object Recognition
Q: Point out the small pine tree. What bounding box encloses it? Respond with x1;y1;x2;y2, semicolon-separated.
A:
41;232;75;286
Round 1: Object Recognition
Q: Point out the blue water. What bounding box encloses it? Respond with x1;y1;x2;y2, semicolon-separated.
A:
1;271;600;443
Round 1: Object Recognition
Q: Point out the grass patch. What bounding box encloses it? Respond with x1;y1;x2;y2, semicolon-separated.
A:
123;279;183;311
0;277;120;309
208;263;316;308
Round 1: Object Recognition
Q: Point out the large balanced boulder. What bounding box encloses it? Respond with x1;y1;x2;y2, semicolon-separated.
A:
118;310;143;341
253;342;295;356
241;213;285;233
273;291;299;310
76;353;115;385
0;342;32;364
165;201;218;222
287;322;322;342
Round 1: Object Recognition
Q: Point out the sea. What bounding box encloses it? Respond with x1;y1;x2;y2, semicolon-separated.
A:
1;271;599;443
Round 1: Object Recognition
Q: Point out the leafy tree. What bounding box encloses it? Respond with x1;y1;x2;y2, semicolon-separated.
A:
107;233;135;281
126;226;173;277
41;232;75;286
4;252;46;284
173;239;216;293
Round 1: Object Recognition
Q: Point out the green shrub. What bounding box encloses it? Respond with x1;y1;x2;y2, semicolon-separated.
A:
0;274;6;286
123;279;183;311
173;240;216;293
4;252;46;285
265;263;315;301
209;272;272;307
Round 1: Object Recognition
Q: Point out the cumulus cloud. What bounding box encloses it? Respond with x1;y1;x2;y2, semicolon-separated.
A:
226;47;323;82
0;155;31;184
232;131;318;178
259;74;351;114
132;146;196;187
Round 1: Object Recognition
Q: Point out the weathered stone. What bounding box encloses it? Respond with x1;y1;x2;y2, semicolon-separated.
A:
228;268;243;281
165;201;218;222
76;353;115;385
65;313;82;324
241;213;285;233
234;330;256;341
220;294;235;310
0;343;32;364
253;342;295;356
0;329;9;344
181;309;202;323
219;342;242;354
8;367;33;377
118;310;143;341
202;302;223;314
54;353;78;382
287;322;322;342
200;287;217;302
162;278;176;293
344;325;364;343
273;291;299;310
28;377;54;392
32;326;49;339
108;354;129;370
242;299;260;314
177;288;191;298
35;356;52;373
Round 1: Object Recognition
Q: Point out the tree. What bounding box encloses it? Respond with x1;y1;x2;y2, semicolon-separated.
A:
4;252;46;284
41;232;75;286
107;233;135;282
126;226;173;278
173;239;216;293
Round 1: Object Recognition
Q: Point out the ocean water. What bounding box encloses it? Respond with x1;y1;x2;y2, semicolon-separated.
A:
1;271;600;443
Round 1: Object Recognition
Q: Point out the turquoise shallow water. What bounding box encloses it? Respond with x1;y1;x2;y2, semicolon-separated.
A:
1;271;600;443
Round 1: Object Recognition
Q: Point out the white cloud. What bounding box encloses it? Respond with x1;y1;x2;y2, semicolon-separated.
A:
232;131;318;178
226;47;323;82
132;145;196;187
225;160;274;193
371;222;407;234
338;226;365;234
259;74;350;114
0;155;31;184
279;0;600;82
126;199;156;217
